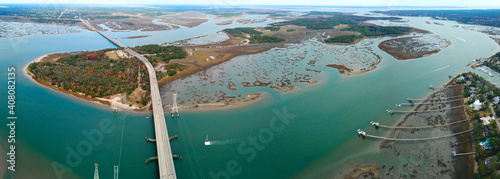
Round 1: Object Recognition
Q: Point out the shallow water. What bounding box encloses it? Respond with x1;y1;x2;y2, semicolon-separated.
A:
0;10;499;179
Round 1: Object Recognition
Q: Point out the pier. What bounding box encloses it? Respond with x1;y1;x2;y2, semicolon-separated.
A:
452;151;476;157
81;18;177;178
406;94;463;102
357;129;473;141
388;105;464;114
398;98;464;106
371;119;469;129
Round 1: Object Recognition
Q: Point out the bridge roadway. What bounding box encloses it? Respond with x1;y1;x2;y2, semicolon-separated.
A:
80;18;177;178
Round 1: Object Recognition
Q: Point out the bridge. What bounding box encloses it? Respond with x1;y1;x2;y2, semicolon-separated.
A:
80;18;177;178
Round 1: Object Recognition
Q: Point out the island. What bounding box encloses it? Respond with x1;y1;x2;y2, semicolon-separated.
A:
25;10;425;111
378;35;451;60
27;45;188;110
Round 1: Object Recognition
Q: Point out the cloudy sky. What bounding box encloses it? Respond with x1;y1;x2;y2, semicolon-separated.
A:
2;0;500;8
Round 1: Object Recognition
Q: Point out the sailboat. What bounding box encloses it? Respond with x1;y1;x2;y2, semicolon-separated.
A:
204;135;211;146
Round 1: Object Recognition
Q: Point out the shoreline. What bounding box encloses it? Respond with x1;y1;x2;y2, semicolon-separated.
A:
326;57;382;76
163;92;266;112
24;48;273;112
24;52;152;113
378;36;453;60
378;78;472;178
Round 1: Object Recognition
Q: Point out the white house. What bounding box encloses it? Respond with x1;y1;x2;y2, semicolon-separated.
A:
494;96;500;104
471;100;482;110
481;116;494;125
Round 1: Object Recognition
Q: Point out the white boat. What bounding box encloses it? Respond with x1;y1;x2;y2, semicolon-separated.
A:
204;135;211;146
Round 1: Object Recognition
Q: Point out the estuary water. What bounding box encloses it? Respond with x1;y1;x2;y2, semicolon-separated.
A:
0;11;499;179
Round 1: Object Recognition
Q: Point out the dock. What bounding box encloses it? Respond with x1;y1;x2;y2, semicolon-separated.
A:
372;119;469;129
357;129;473;141
452;151;476;157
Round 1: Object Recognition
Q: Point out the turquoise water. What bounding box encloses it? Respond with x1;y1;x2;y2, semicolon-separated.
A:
0;12;499;179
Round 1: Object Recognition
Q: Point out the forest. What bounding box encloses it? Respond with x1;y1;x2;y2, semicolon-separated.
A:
264;26;280;31
131;44;187;64
342;24;412;36
223;27;286;43
223;27;263;38
249;35;286;44
324;35;364;43
324;25;412;44
279;13;401;30
27;50;150;98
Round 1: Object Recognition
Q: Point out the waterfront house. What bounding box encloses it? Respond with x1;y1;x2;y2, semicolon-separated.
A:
481;116;495;125
480;137;493;150
493;96;500;104
471;100;482;110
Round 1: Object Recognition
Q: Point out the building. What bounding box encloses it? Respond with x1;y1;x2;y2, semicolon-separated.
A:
481;116;495;125
480;137;493;150
471;100;482;110
493;96;500;104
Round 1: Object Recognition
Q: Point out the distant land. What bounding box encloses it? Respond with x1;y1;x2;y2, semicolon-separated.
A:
374;9;500;28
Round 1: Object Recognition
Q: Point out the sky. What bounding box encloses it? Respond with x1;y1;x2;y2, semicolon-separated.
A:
2;0;500;8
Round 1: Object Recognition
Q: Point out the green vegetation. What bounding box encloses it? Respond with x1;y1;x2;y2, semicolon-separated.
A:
156;63;187;79
249;35;286;44
165;63;187;71
223;28;245;38
456;72;500;179
325;35;364;43
223;28;263;38
282;17;344;29
279;14;400;30
234;27;263;35
132;44;187;63
324;25;411;44
342;24;412;36
167;70;177;76
27;50;149;98
224;27;284;43
483;52;500;73
265;26;281;31
286;29;296;32
122;22;135;25
31;18;80;24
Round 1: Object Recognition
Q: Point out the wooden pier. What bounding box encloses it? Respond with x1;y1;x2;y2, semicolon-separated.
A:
359;129;473;141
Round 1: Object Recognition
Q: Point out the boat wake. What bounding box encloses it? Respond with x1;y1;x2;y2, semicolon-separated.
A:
430;65;450;73
452;35;466;42
205;135;242;146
